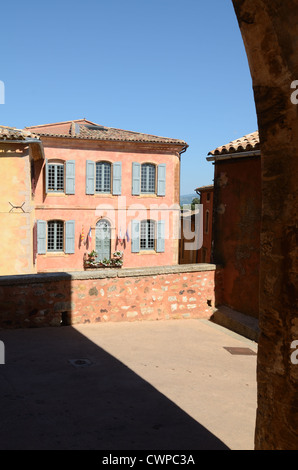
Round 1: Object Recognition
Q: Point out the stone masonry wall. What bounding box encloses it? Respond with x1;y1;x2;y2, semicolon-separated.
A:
0;264;221;328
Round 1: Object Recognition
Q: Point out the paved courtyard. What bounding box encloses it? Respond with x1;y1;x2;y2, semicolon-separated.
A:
0;319;257;450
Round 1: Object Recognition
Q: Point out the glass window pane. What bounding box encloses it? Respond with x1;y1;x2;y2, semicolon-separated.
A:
96;162;111;193
47;221;64;252
48;164;64;192
140;220;155;250
141;164;155;193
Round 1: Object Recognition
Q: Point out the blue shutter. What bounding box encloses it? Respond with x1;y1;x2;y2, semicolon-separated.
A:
112;162;122;195
45;159;49;194
157;164;166;196
37;220;47;254
65;220;75;254
131;220;140;253
132;162;141;195
65;160;75;195
156;220;165;253
86;161;95;195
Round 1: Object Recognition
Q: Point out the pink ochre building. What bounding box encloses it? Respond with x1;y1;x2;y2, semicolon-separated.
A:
27;119;188;273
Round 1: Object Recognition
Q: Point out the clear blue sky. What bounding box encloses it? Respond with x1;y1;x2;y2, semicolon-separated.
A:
0;0;257;196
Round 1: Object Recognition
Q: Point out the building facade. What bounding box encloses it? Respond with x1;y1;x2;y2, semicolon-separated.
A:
195;185;214;263
207;131;261;318
26;119;188;273
0;126;44;275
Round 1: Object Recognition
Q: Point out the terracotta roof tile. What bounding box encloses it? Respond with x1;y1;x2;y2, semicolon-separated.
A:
0;125;38;141
25;119;187;146
208;131;259;156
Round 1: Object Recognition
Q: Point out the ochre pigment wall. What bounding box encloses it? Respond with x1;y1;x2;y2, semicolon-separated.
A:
232;0;298;450
0;265;221;329
212;156;261;318
0;144;35;275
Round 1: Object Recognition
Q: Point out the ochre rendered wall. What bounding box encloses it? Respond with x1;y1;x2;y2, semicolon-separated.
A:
34;138;181;272
0;144;35;275
212;156;261;318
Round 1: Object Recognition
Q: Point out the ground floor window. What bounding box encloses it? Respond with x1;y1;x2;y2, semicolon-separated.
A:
140;219;155;250
47;220;64;252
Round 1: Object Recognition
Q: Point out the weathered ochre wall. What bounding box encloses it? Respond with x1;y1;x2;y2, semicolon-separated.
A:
35;138;182;272
0;144;35;275
232;0;298;450
212;157;261;318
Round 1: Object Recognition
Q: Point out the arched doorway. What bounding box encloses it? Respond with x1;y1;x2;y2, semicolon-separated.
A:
95;219;111;261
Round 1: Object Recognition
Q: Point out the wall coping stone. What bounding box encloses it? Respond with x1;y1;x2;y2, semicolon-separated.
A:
0;264;218;286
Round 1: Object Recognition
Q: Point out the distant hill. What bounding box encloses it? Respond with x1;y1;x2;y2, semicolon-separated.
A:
180;193;198;206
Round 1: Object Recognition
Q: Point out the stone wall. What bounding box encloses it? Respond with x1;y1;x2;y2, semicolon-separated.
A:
0;264;221;329
232;0;298;450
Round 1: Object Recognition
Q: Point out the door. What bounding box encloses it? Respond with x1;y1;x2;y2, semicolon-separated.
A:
95;219;111;261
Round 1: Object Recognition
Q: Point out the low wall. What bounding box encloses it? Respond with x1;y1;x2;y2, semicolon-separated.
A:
0;264;221;328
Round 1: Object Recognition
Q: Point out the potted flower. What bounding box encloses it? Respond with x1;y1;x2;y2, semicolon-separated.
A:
113;250;123;260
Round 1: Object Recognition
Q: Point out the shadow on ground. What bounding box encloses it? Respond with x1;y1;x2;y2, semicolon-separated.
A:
0;325;229;450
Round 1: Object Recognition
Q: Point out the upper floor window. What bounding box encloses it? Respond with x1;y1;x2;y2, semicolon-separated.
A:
86;161;122;195
205;210;210;234
48;163;64;192
141;164;156;194
96;162;111;193
45;160;75;195
132;162;166;197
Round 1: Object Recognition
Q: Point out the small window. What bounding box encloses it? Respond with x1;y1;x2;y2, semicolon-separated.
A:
205;210;210;234
96;162;111;193
141;164;156;194
140;220;155;250
47;220;64;252
48;163;64;192
206;192;211;202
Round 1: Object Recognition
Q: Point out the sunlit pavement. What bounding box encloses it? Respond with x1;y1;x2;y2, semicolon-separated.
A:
0;319;257;450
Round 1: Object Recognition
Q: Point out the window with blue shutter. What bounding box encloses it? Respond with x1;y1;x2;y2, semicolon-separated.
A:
86;160;95;195
37;220;47;254
132;162;141;195
140;220;155;250
157;164;166;196
65;220;75;254
112;162;122;195
156;220;165;253
65;160;75;195
96;162;111;193
47;220;64;252
47;163;64;192
141;164;156;194
131;220;140;253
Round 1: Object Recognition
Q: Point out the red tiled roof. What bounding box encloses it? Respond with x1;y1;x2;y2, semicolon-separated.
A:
208;131;259;156
195;184;214;192
25;119;188;146
0;125;39;141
